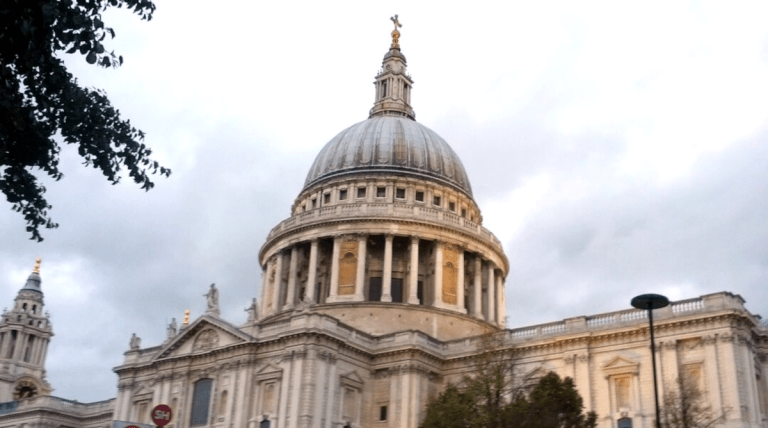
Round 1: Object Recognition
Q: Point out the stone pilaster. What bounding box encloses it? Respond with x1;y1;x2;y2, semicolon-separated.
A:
487;264;496;324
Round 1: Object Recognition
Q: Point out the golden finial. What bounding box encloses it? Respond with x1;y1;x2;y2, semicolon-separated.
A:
390;14;402;49
183;309;190;325
33;257;41;274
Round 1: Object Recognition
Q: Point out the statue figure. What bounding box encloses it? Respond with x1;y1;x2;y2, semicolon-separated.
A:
182;309;190;326
245;298;258;323
204;283;220;315
129;333;141;350
167;318;177;338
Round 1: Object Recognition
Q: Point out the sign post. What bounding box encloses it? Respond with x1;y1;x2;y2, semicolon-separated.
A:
151;404;173;428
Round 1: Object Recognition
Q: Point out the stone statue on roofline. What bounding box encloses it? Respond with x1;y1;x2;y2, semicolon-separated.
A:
129;333;141;350
204;283;220;316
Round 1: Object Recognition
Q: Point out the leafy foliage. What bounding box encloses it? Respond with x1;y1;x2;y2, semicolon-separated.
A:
420;334;595;428
506;373;597;428
0;0;170;241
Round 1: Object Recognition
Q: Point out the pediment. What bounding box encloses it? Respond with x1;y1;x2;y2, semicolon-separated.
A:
255;363;283;381
523;365;552;381
132;383;154;400
153;316;252;360
602;355;640;376
340;370;364;389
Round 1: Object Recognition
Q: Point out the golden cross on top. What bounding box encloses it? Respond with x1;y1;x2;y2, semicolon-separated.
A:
391;15;402;31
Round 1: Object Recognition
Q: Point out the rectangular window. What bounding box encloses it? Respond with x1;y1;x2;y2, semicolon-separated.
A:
391;278;403;303
339;189;348;200
311;198;316;209
369;277;382;301
415;191;424;202
461;208;467;218
380;405;388;422
449;202;456;212
376;186;386;197
357;187;367;198
190;378;213;426
324;193;331;204
395;188;406;199
433;196;441;206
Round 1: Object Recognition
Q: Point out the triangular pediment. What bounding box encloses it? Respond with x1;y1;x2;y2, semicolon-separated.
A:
340;370;364;389
602;355;640;376
153;315;252;361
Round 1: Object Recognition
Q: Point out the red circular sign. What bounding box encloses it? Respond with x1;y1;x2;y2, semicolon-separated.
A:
151;404;173;426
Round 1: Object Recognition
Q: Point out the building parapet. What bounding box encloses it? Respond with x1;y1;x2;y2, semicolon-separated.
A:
5;395;115;417
265;202;503;250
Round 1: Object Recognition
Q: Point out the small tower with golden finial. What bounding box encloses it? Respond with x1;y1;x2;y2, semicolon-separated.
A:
0;258;53;401
369;15;416;120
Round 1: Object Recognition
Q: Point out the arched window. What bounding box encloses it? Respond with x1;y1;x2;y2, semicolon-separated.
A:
190;378;213;426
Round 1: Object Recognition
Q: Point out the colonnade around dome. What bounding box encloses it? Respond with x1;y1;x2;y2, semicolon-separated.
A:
259;230;507;331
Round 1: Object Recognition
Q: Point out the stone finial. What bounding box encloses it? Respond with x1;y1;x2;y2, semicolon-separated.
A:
182;309;190;326
33;257;41;274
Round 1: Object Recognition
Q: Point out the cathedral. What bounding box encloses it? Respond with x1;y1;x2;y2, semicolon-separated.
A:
1;20;767;428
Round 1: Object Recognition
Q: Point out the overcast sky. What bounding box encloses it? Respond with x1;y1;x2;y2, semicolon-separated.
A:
2;1;768;402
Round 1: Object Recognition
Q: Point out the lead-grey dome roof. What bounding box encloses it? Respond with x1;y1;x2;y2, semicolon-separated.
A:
304;116;473;196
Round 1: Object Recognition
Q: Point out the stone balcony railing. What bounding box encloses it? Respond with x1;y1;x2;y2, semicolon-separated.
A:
266;202;503;250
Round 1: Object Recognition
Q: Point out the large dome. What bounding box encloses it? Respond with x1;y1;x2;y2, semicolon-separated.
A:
304;115;473;196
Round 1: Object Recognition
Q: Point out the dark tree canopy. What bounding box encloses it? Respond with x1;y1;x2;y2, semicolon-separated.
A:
0;0;170;241
420;371;596;428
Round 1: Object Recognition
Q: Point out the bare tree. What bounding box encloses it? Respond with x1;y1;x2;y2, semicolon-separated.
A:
660;373;726;428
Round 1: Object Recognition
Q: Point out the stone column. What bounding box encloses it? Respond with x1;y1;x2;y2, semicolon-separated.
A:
496;274;504;326
457;249;466;313
382;234;394;302
408;236;420;304
354;234;367;301
286;246;298;309
259;267;269;316
13;332;25;361
274;253;284;311
306;239;318;303
327;236;341;303
434;241;444;307
474;256;483;320
0;332;8;361
487;264;496;323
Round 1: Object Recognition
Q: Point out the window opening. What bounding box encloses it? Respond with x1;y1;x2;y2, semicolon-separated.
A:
323;193;331;204
380;405;388;421
415;191;424;202
311;198;316;209
461;208;467;218
357;187;366;198
376;186;386;198
190;378;213;426
339;189;348;200
395;188;406;199
417;281;424;305
449;202;456;211
369;277;382;302
433;196;441;206
391;278;403;303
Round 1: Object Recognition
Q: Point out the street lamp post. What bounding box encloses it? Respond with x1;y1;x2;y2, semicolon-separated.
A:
631;293;669;428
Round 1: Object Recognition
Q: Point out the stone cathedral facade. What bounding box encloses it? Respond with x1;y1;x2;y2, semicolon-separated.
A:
2;24;768;428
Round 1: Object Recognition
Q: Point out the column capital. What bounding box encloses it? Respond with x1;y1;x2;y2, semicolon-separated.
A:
410;235;420;244
356;233;368;241
384;233;395;241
